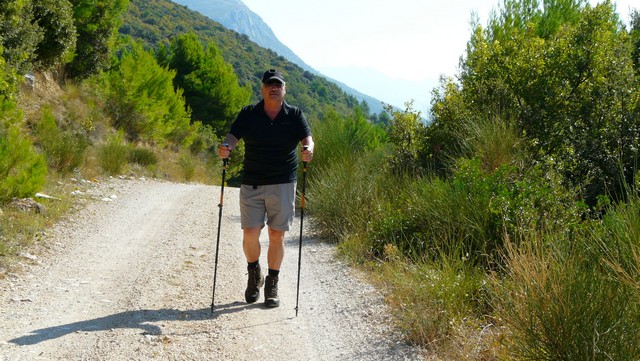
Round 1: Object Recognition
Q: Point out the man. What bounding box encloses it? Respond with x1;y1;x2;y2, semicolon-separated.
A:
218;69;314;308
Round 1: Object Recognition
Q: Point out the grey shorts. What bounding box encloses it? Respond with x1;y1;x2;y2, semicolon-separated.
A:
239;182;297;231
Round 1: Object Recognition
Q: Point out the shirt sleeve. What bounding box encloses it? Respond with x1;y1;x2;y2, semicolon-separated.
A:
229;107;250;140
297;108;312;140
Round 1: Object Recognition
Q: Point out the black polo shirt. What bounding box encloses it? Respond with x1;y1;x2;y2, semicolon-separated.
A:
229;100;311;185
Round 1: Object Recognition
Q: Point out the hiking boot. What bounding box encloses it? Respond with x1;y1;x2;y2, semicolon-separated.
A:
264;275;280;308
245;264;264;303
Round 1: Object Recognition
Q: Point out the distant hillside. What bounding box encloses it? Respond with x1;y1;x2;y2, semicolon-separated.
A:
170;0;386;114
120;0;365;121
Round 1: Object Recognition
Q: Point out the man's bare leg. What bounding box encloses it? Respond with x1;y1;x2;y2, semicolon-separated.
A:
243;226;263;303
265;227;285;307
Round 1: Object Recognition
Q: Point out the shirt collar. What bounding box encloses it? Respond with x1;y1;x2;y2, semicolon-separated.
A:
256;100;290;116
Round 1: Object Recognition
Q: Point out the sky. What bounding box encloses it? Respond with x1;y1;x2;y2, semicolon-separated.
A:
241;0;636;114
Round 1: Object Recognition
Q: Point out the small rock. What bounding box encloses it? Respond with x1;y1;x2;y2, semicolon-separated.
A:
35;192;60;200
19;252;38;261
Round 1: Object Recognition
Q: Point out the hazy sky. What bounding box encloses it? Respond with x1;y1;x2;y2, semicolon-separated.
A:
241;0;636;114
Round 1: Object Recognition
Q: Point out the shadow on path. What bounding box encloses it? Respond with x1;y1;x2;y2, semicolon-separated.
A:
9;301;262;346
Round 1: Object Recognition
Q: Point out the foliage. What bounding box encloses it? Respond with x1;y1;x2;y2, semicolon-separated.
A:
97;131;129;175
308;151;388;244
631;9;640;74
162;33;251;136
66;0;129;79
0;0;42;76
597;194;640;298
376;255;488;354
494;226;640;360
32;0;76;69
385;102;428;176
0;45;16;99
103;38;195;147
33;106;88;174
0;101;47;201
178;151;195;181
129;147;158;167
431;1;640;207
309;106;386;173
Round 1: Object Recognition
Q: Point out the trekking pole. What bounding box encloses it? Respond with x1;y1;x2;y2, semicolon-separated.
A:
211;154;229;314
295;146;309;317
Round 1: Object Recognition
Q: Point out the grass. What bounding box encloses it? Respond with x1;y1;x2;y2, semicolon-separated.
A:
0;174;77;274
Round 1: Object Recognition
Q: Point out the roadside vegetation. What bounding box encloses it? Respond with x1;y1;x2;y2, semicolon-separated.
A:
2;0;640;360
309;1;640;359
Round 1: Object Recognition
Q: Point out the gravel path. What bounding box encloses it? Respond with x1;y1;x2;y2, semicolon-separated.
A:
0;178;423;360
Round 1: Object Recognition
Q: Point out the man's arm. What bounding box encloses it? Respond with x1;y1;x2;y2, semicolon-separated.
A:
301;135;314;163
217;134;239;159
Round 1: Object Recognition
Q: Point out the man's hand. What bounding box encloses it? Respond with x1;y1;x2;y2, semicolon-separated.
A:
218;143;231;159
301;146;313;163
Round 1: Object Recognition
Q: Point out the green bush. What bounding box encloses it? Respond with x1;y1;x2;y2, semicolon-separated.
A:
494;230;640;360
129;147;157;167
380;254;487;350
307;150;386;243
34;107;88;174
178;151;195;181
104;39;194;147
98;131;129;175
0;0;43;76
32;0;76;68
309;108;386;173
598;194;640;299
0;120;47;201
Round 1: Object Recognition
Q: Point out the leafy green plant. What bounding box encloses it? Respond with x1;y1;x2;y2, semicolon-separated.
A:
307;150;385;243
0;0;42;76
165;33;252;136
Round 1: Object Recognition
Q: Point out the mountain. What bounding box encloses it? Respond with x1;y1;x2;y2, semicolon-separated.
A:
121;0;364;121
170;0;386;114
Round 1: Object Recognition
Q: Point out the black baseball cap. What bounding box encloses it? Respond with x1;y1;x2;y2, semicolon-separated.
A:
262;69;285;84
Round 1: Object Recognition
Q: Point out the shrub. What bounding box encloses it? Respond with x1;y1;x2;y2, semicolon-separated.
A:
494;231;640;360
178;151;195;181
104;39;194;147
129;147;157;167
307;150;386;243
0;121;47;201
34;107;88;174
32;0;76;69
98;131;129;175
310;108;386;173
379;255;488;353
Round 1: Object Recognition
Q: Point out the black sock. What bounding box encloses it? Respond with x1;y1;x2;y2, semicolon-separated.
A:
248;260;259;270
268;269;279;278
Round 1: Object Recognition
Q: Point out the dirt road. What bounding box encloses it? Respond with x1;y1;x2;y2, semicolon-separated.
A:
0;178;422;360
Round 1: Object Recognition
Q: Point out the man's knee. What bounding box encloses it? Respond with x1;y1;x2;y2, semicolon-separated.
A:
268;227;285;242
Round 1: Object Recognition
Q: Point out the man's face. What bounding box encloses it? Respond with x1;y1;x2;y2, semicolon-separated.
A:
262;80;286;101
